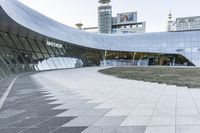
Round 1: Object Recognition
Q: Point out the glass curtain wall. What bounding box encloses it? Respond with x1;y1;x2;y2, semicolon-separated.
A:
0;30;194;80
102;51;193;66
0;31;102;80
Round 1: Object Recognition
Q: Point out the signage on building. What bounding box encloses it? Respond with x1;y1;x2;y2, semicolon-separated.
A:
176;49;184;52
46;41;63;48
118;12;137;23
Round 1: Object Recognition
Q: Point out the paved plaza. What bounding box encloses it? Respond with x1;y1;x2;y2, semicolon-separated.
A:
1;67;200;133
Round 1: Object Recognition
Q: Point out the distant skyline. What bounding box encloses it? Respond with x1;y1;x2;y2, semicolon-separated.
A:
19;0;200;33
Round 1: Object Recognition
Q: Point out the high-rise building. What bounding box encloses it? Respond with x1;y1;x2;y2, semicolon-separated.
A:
98;0;145;34
175;16;200;31
112;12;146;34
98;0;112;34
167;13;200;31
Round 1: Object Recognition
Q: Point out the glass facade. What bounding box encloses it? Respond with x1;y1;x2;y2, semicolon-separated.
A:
0;28;196;80
102;51;192;66
0;31;103;80
98;4;112;34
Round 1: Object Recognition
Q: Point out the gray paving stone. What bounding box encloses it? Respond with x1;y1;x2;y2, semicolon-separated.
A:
2;67;200;133
35;117;75;128
22;109;66;118
73;103;99;110
176;126;200;133
20;127;57;133
116;126;146;133
9;117;49;128
81;126;116;133
92;116;126;126
121;116;150;126
81;109;111;117
145;126;175;133
0;110;25;118
62;116;101;127
57;109;90;117
6;96;19;102
176;115;200;125
149;116;175;126
0;127;27;133
52;127;87;133
0;77;15;99
0;113;34;127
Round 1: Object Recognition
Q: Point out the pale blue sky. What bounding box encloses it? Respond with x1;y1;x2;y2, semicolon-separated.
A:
19;0;200;32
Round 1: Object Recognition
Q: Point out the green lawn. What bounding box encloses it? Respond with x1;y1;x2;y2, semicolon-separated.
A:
99;67;200;88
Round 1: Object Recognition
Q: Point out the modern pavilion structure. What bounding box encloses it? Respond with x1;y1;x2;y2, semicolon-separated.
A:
0;0;200;79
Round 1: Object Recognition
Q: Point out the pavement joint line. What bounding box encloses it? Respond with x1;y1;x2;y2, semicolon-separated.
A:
0;75;20;110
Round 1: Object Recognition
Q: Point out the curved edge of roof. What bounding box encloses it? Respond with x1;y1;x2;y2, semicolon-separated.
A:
0;0;167;49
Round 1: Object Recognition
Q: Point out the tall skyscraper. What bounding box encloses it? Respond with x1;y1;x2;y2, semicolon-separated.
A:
98;0;112;34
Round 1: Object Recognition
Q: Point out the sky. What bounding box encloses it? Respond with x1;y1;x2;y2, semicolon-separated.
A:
19;0;200;33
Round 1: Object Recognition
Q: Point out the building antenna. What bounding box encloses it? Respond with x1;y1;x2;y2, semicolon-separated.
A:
168;10;172;21
98;0;111;4
167;10;173;31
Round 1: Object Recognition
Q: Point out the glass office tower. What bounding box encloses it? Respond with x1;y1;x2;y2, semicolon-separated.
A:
98;3;112;34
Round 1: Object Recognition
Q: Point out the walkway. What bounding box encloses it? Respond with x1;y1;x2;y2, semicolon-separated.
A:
0;67;200;133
